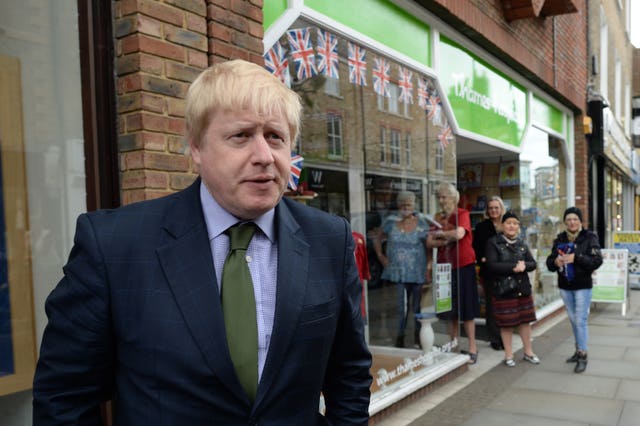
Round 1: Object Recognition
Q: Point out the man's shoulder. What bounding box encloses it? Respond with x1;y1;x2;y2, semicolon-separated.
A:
83;183;197;228
279;197;346;228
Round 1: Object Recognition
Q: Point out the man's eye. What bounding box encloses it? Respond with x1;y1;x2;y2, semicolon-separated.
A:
266;133;285;143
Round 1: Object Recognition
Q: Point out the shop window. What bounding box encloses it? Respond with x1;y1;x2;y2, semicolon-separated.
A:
327;113;343;158
390;129;401;165
264;20;458;395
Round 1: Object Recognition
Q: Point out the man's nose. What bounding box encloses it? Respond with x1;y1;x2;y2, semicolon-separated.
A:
251;135;275;163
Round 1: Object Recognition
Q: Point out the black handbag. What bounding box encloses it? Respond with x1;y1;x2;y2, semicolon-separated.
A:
494;276;518;298
494;275;531;298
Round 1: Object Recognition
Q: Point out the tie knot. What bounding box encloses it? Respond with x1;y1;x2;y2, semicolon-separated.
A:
226;223;256;251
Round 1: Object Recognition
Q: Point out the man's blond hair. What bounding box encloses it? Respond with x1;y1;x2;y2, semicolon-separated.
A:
185;59;302;148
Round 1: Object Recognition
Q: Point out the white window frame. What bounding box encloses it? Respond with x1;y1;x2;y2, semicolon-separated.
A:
390;129;401;165
405;133;411;167
435;142;444;171
380;127;387;163
327;113;343;158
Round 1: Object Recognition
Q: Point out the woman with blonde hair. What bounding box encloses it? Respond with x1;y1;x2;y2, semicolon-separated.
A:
472;196;506;350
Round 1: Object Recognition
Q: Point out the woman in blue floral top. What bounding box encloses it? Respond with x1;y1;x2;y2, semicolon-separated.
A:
372;191;429;348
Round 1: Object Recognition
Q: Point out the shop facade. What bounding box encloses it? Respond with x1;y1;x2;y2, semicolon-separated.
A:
264;0;579;414
0;0;591;422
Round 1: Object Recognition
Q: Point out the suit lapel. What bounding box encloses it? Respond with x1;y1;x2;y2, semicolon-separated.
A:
254;201;309;407
156;179;247;403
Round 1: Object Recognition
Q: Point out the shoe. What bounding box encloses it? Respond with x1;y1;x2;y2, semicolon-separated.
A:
523;353;540;364
490;342;504;351
504;358;516;367
574;352;587;373
566;351;579;363
465;351;478;364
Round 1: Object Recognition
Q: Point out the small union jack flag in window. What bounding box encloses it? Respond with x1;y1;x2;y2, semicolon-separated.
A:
287;28;317;81
288;153;304;190
316;29;339;80
437;123;453;149
264;41;291;87
426;90;441;121
347;42;367;86
417;77;429;109
372;56;390;97
398;66;413;104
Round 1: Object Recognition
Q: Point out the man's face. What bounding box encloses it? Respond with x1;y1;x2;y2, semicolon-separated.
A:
191;110;292;220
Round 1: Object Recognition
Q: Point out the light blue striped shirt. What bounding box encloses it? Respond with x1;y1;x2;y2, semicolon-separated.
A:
199;183;278;381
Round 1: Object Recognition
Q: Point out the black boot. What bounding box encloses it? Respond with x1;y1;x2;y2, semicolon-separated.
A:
414;330;420;348
566;351;579;363
395;335;405;348
574;351;587;373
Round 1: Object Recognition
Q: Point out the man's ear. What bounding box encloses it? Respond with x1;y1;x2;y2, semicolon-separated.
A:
188;136;199;158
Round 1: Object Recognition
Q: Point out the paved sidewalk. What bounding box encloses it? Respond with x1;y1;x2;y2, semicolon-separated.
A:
377;290;640;426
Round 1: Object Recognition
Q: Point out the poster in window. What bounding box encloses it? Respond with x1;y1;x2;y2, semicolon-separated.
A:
0;55;37;396
457;164;482;188
498;161;520;187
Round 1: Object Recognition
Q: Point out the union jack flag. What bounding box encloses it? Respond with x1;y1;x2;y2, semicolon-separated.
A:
264;41;291;87
288;153;304;190
417;77;429;109
347;42;367;86
287;28;317;81
372;56;390;97
398;66;413;104
316;29;339;79
437;123;453;150
426;90;441;121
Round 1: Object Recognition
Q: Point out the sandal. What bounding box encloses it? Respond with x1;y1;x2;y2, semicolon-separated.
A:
466;351;478;364
504;358;516;367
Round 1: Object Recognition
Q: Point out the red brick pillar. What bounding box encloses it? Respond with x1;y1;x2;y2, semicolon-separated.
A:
114;0;266;205
206;0;264;65
114;0;209;204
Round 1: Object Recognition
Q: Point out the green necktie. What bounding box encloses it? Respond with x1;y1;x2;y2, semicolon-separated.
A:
222;223;258;401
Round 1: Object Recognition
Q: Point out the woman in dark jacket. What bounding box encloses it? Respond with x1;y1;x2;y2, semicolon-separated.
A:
472;196;505;350
485;211;539;367
546;207;603;373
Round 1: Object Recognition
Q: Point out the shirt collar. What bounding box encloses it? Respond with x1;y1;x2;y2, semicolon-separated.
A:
199;181;276;243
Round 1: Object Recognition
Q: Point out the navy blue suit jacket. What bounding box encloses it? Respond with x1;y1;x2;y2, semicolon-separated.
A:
33;179;372;425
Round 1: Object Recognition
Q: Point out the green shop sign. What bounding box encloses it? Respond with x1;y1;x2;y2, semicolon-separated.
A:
264;0;431;66
439;37;527;147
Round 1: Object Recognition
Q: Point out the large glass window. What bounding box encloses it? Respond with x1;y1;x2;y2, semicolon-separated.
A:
518;127;568;308
266;18;459;398
0;0;86;407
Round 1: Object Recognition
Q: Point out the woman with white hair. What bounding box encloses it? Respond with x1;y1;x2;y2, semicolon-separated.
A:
427;183;480;363
372;191;430;348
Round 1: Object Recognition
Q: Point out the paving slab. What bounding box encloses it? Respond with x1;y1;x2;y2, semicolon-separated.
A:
618;401;640;426
460;409;588;426
616;379;640;402
512;369;620;398
486;388;623;425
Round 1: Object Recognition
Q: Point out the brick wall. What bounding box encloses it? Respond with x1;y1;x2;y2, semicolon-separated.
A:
113;0;263;205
